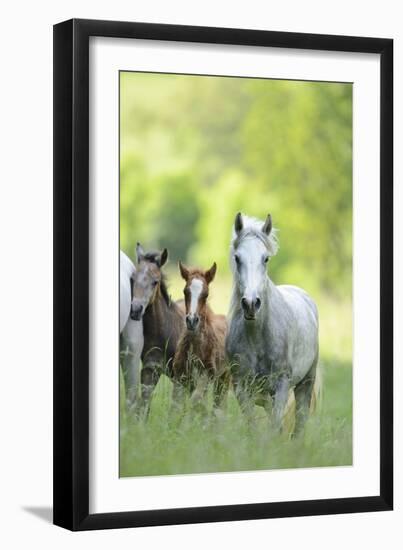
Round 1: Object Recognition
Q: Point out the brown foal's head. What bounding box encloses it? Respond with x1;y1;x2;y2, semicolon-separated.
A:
179;261;217;331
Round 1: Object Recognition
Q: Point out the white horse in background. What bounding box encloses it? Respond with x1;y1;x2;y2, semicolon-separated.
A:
120;250;143;409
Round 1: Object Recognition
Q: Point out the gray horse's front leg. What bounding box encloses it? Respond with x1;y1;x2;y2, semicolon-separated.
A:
271;375;290;433
122;352;140;412
121;320;143;413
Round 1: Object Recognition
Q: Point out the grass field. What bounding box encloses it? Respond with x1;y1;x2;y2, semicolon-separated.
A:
120;271;352;478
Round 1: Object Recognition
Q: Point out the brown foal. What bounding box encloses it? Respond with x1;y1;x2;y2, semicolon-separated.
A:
172;261;229;413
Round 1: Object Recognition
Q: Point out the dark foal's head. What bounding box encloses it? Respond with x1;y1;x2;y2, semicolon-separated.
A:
179;261;217;331
130;243;168;320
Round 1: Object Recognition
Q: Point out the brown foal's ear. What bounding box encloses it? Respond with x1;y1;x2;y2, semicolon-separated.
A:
234;212;243;235
205;262;217;284
136;242;145;263
262;214;272;236
159;248;168;267
179;261;189;280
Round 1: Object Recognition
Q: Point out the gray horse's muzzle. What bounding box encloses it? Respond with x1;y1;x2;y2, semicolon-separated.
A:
241;296;261;320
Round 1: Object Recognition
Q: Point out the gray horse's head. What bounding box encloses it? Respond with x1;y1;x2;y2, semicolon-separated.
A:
231;212;278;320
130;243;168;320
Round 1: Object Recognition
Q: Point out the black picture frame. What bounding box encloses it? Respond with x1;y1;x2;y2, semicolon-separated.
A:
53;18;393;531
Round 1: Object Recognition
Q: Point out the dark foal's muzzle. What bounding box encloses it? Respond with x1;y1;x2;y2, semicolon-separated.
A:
241;296;261;320
130;304;143;321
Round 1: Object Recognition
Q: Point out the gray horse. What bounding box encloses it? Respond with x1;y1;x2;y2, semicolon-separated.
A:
226;213;319;435
120;250;143;410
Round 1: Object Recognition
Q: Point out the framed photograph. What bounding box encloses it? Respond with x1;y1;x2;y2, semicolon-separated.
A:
53;19;393;530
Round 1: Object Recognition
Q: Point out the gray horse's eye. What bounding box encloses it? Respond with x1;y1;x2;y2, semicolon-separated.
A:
264;256;269;264
234;254;241;265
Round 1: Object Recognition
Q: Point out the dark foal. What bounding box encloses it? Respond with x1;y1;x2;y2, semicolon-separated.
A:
134;244;185;418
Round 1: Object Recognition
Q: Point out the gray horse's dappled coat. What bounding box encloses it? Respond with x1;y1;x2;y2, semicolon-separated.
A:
226;214;319;433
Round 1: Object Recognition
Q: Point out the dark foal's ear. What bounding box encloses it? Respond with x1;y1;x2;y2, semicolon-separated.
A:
205;262;217;284
262;214;272;236
234;212;243;235
136;242;145;263
179;261;189;280
159;248;168;267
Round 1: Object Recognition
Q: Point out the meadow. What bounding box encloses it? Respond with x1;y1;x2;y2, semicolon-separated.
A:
119;270;352;477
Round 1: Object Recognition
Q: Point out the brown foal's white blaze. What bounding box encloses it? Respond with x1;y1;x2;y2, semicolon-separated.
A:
187;278;203;330
179;261;216;331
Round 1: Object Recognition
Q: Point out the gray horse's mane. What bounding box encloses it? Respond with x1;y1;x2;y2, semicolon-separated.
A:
230;215;279;259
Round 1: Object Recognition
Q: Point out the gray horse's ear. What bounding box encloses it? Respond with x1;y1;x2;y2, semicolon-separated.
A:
234;212;243;235
159;248;168;267
179;261;189;280
136;242;145;263
205;262;217;284
262;214;272;236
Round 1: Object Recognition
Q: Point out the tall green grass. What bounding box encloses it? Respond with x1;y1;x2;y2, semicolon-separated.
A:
120;279;352;478
120;361;352;477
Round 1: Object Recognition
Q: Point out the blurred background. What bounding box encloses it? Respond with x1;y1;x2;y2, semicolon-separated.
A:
120;72;352;369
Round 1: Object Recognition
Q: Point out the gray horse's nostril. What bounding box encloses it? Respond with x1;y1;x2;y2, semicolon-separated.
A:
241;296;259;319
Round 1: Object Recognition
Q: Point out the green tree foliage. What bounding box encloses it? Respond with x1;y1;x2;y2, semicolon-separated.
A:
120;72;352;297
